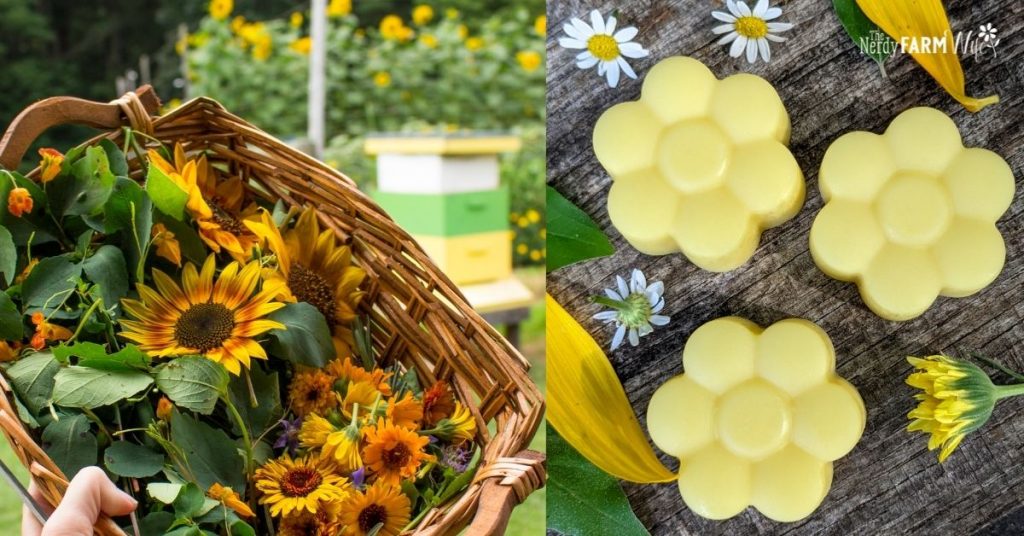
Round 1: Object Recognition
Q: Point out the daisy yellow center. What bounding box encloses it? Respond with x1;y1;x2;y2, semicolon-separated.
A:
288;263;336;325
174;303;235;352
586;34;619;61
735;16;768;39
281;468;323;497
382;443;411;469
358;504;388;532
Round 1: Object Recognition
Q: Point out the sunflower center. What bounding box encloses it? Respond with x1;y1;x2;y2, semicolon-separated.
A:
735;16;768;39
174;303;235;352
210;201;247;235
382;443;412;469
358;504;389;532
280;468;323;497
288;263;336;325
586;34;619;61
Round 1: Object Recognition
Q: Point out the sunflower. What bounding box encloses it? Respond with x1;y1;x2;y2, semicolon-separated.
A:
421;381;455;426
362;420;432;486
386;392;423;430
338;481;410;536
290;369;339;417
255;454;351;518
246;208;366;355
148;144;259;261
326;357;392;396
119;255;285;375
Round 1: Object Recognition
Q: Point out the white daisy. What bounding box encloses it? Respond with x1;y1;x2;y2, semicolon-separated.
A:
558;9;650;88
712;0;794;64
593;269;669;351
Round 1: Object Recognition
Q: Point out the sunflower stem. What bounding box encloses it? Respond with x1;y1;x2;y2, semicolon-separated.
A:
223;395;254;478
994;383;1024;400
244;368;258;408
68;298;103;344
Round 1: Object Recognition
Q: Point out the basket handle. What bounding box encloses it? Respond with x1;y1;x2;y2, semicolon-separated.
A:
0;86;161;170
465;449;546;536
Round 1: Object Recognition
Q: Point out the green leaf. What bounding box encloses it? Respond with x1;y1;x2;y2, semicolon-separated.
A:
81;245;129;315
42;413;97;479
148;482;185;504
228;364;281;437
546;186;614;273
5;352;59;414
99;139;129;177
139;511;176;535
53;342;149;371
231;520;256;536
0;292;23;340
833;0;895;68
103;178;153;282
548;425;650;536
0;171;56;245
170;410;246;492
155;357;229;415
0;225;15;285
52;366;153;408
49;146;116;217
104;441;165;478
21;255;80;315
146;161;189;221
173;482;207;518
266;302;335;367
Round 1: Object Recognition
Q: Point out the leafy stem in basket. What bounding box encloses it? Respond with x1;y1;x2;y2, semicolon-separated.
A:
222;392;255;478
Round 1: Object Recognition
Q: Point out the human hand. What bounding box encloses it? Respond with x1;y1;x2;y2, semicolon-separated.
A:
21;466;137;536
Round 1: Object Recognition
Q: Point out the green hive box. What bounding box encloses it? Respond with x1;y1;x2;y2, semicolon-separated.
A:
373;187;509;237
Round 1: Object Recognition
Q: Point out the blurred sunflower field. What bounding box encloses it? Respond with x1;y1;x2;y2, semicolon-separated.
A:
180;0;547;266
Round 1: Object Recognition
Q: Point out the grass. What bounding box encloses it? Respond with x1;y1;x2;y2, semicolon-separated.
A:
0;268;547;534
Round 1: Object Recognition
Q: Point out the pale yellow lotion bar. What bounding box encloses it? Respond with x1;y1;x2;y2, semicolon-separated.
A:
647;317;865;522
810;107;1015;321
593;56;804;272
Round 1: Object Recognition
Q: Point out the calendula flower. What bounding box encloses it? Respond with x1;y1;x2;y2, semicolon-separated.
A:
421;381;455;426
412;5;433;26
535;15;547;36
447;402;476;444
290;11;304;28
29;313;72;350
244;208;367;357
339;481;411;536
516;50;542;72
209;0;232;21
290;37;312;55
119;255;286;375
327;0;351;18
374;71;392;88
0;341;21;362
289;369;339;418
278;502;341;536
386;392;423;430
558;9;650;88
712;0;793;64
298;413;336;449
207;482;254;518
857;0;998;112
906;355;1024;462
326;357;392;396
342;381;380;419
593;269;669;351
255;454;351;518
362;420;432;486
156;397;174;421
7;187;32;217
38;148;64;183
328;405;365;472
150;223;181;266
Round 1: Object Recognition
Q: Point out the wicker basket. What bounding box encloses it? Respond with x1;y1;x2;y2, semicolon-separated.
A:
0;88;545;536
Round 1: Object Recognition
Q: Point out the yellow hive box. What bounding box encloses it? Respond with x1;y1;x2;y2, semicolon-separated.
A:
414;231;513;285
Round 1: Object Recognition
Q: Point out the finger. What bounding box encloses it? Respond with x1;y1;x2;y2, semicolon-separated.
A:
41;467;137;536
21;482;54;536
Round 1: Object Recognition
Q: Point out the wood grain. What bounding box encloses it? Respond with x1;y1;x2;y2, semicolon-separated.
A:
545;0;1024;534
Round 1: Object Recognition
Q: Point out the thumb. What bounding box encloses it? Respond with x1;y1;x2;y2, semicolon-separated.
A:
41;467;137;536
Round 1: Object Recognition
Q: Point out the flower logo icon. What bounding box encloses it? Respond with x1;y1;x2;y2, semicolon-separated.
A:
979;23;997;42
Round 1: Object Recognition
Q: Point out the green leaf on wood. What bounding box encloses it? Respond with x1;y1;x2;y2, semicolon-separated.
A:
155;357;229;415
833;0;895;70
548;425;650;536
146;161;189;221
5;352;59;415
104;441;165;478
42;413;97;479
546;186;614;273
266;302;335;367
52;366;153;408
81;245;129;316
170;410;246;492
21;255;80;314
0;225;15;285
0;292;23;340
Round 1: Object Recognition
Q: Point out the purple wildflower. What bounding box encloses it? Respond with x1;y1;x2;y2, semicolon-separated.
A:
441;445;472;473
273;416;302;454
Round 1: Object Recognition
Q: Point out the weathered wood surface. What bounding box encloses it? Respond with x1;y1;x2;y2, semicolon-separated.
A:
545;0;1024;534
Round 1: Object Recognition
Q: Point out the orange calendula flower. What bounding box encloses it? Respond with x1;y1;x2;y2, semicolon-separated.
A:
156;397;174;421
326;357;392;396
362;420;432;486
38;148;64;183
422;381;455;426
0;341;21;362
207;482;254;518
277;501;341;536
29;313;72;350
341;381;380;419
338;481;411;536
151;223;182;266
386;392;423;430
289;369;339;418
7;188;32;217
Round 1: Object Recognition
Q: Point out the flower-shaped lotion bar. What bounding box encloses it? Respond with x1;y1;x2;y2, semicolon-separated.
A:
647;317;865;522
811;107;1015;321
593;56;804;271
